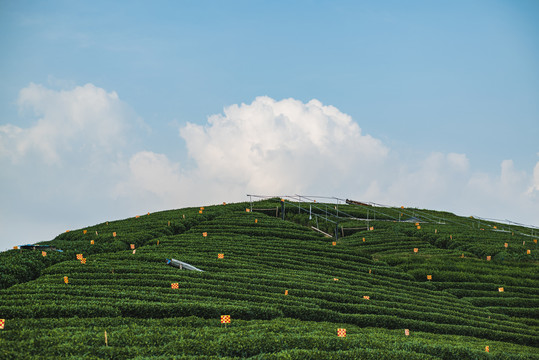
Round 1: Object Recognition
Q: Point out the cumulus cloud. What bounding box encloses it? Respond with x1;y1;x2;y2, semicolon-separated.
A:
2;88;538;252
528;160;539;195
0;83;130;164
0;83;138;250
115;151;183;198
118;96;538;226
179;96;389;195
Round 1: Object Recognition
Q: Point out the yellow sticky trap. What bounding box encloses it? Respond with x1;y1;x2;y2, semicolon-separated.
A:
415;222;419;226
363;295;370;300
64;276;69;284
199;210;203;214
284;290;288;295
498;287;504;292
112;232;117;237
485;346;489;353
427;275;432;280
221;315;231;324
0;319;4;329
435;229;437;234
369;226;374;231
332;241;336;246
337;328;346;337
504;243;508;248
66;230;70;233
81;258;86;264
157;240;159;246
401;206;404;209
413;248;418;253
405;329;410;336
246;208;250;212
368;269;372;274
130;244;135;250
202;232;207;237
461;253;465;258
362;237;366;242
136;215;140;218
90;240;94;245
168;221;170;226
223;202;226;205
132;250;136;254
534;239;537;244
218;253;224;259
183;214;185;219
171;283;179;289
450;235;453;240
13;246;18;250
527;250;531;255
42;251;47;257
486;256;491;261
147;212;150;215
76;254;83;260
83;230;87;234
333;278;339;281
417;225;421;230
255;219;258;223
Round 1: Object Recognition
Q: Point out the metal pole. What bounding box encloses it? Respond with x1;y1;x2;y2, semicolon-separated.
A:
325;205;328;221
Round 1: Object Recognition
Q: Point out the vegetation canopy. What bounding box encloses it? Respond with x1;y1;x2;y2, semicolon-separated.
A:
0;199;537;359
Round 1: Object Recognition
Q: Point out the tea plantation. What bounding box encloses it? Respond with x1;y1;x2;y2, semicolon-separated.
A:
0;199;537;359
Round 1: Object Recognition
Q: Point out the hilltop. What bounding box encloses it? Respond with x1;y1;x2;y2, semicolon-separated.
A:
0;198;538;359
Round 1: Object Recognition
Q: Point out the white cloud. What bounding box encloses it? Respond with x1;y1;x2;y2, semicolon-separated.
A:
115;151;182;199
118;96;538;227
2;89;538;252
0;83;137;251
179;96;389;195
528;160;539;195
0;83;130;165
447;152;469;172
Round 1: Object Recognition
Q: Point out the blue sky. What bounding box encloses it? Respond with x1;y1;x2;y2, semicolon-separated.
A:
1;0;538;250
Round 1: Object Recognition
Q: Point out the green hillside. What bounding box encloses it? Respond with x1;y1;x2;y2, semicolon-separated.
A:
0;199;538;359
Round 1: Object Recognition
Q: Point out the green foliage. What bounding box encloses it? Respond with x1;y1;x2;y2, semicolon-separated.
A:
0;200;537;358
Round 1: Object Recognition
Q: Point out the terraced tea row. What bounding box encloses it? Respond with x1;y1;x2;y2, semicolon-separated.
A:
1;199;537;358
